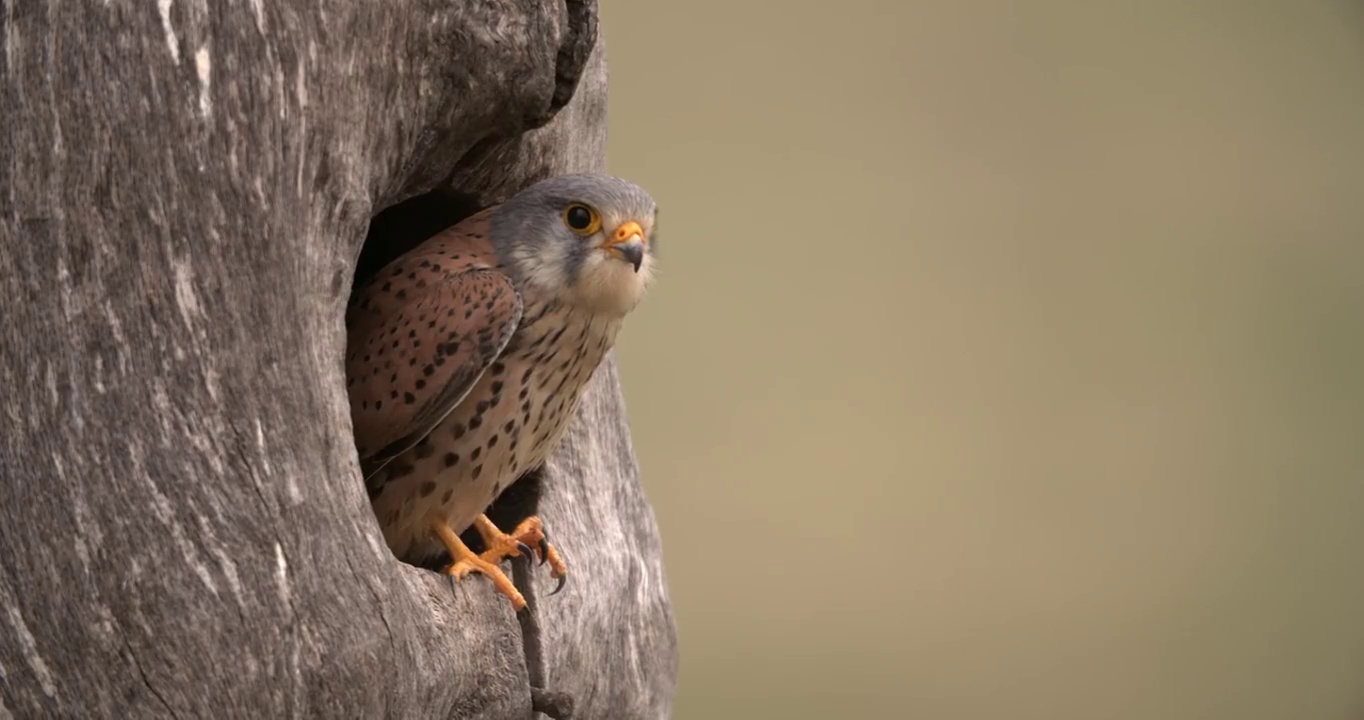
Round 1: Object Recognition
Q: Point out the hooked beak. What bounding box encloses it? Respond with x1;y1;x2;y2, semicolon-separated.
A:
601;220;646;273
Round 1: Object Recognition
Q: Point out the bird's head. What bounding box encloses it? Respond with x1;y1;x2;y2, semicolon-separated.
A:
490;174;658;317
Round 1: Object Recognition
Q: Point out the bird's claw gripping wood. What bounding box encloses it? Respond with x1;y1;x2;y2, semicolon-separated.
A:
474;514;569;595
431;517;527;611
517;515;569;596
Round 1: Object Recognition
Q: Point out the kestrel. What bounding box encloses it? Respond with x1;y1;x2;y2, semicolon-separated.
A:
345;174;657;610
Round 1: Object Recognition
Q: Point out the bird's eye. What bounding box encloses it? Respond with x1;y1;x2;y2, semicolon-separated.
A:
562;204;601;235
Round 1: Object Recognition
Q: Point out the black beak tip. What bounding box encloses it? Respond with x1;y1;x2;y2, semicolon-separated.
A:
621;245;644;273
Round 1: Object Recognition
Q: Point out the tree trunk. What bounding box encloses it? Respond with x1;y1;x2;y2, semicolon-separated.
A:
0;2;677;718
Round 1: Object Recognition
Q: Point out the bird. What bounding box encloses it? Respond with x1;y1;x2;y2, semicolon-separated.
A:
344;174;658;610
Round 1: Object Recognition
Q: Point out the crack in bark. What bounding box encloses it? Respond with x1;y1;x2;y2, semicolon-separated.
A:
116;627;179;719
533;0;600;129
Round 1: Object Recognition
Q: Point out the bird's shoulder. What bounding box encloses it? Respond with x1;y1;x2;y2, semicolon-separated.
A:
349;209;508;317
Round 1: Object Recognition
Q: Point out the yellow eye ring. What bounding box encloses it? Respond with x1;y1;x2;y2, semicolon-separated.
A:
562;203;602;235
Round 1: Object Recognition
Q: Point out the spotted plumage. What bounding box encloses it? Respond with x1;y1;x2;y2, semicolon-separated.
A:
345;174;658;609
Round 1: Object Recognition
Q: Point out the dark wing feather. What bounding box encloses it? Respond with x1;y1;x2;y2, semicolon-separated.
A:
344;212;520;481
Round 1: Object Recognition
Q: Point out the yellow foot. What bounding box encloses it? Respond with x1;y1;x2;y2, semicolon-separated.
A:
430;517;526;611
473;514;569;595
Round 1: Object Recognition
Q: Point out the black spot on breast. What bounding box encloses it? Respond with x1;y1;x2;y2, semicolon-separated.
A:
469;415;483;430
419;481;436;497
444;452;459;467
472;465;482;480
491;381;504;394
441;489;453;503
471;447;482;461
453;423;466;439
414;440;433;459
403;392;415;404
488;435;499;448
504;420;516;433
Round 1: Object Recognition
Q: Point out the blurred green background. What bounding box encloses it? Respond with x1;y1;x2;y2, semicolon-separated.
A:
600;2;1364;718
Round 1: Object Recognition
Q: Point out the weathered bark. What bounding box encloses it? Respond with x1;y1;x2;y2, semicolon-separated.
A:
0;2;677;718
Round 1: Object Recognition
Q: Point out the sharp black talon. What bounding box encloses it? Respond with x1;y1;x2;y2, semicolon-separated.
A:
538;538;550;566
550;574;566;596
516;541;533;559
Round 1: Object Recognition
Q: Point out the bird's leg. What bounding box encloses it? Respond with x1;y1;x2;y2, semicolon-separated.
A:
473;514;569;594
431;516;526;611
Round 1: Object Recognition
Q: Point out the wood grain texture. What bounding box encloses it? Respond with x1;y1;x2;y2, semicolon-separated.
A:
0;0;677;718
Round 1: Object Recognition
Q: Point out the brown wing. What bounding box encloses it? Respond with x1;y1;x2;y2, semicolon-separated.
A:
345;211;521;480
